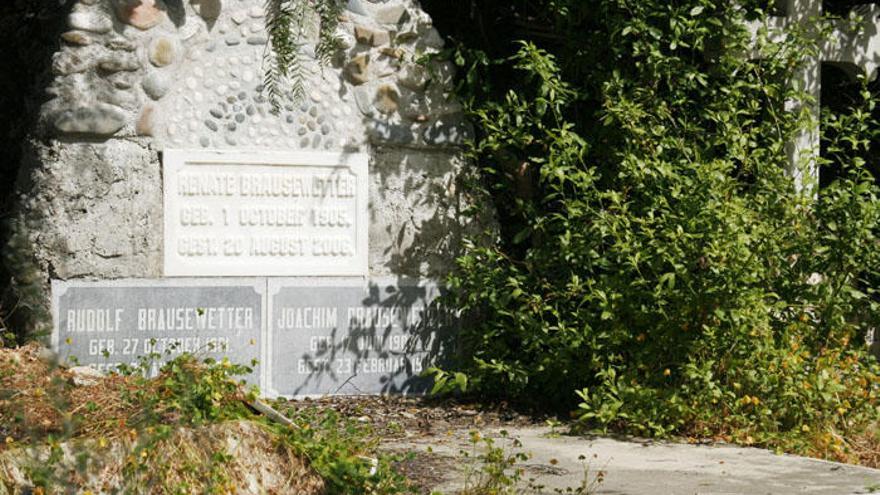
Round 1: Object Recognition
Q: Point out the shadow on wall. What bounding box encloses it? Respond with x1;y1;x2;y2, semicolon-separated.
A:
0;0;75;342
277;279;459;396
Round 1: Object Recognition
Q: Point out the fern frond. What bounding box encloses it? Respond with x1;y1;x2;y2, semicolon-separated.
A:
263;0;343;108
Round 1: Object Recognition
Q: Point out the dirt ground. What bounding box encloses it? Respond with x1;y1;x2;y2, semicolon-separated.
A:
275;395;549;493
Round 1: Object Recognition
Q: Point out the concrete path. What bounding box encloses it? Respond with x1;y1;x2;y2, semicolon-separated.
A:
389;426;880;494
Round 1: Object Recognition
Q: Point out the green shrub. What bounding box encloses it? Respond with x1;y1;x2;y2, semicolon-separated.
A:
433;0;880;453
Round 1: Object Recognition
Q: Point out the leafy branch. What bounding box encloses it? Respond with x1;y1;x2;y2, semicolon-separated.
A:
263;0;344;110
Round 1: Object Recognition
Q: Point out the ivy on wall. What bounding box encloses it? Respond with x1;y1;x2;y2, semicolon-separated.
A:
423;0;880;460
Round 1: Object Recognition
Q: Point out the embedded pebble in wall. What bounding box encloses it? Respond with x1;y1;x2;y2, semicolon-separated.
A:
200;137;210;147
345;54;371;85
114;0;166;30
347;0;369;16
231;11;247;24
337;31;356;49
354;86;375;116
354;26;391;47
54;103;127;136
149;37;178;67
225;35;241;46
421;27;445;49
373;84;400;114
61;31;92;46
248;6;264;17
375;4;408;25
52;51;91;75
247;36;268;45
106;37;137;52
397;63;429;90
205;120;218;132
108;72;135;90
136;104;157;136
142;72;171;100
69;10;113;33
98;54;141;72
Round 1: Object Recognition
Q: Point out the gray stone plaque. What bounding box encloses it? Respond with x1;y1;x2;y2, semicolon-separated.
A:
267;278;453;397
51;279;266;386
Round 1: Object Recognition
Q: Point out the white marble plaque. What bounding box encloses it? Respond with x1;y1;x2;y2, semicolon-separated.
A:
163;150;369;277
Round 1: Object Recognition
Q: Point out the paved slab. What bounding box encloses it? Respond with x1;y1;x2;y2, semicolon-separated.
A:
390;426;880;494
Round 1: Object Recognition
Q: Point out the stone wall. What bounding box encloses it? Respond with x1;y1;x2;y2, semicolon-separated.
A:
9;0;477;333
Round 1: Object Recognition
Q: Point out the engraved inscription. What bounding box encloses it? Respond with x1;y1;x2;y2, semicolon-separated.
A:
164;151;369;277
52;280;264;384
268;279;454;397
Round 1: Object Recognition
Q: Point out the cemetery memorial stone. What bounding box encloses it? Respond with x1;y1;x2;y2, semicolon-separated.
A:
12;0;476;395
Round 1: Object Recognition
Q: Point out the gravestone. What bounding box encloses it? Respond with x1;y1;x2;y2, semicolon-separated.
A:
163;150;369;277
10;0;479;395
52;278;265;382
266;277;450;396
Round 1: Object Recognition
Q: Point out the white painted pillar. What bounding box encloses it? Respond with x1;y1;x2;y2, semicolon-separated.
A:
747;0;880;194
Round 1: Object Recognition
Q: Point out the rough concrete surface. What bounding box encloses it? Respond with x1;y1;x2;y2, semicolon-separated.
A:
391;426;880;495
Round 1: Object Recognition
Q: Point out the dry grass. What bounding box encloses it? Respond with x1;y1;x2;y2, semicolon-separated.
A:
0;344;325;494
0;420;325;494
0;343;147;445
